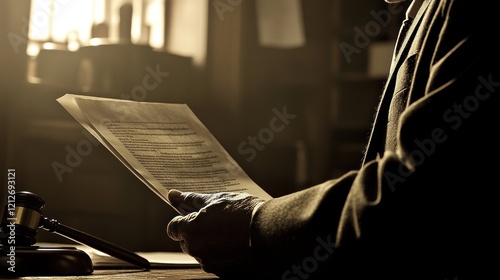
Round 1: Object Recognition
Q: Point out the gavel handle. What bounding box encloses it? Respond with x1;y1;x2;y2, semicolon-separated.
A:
41;217;150;269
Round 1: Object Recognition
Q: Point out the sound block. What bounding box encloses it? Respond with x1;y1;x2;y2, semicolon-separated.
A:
0;245;93;276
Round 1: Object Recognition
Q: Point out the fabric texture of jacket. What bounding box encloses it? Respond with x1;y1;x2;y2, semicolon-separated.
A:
250;0;499;279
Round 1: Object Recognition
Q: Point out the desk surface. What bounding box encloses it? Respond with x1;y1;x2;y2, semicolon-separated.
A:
19;268;219;279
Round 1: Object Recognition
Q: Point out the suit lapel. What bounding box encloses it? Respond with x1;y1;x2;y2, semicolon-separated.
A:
362;0;431;165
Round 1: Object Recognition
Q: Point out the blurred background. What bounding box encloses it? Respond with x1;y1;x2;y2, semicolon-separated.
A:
0;0;408;252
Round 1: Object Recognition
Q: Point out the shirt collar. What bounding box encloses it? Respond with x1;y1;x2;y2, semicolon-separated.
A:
406;0;424;19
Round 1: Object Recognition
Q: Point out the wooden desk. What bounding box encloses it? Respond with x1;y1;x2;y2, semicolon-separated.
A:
0;244;219;279
18;268;219;279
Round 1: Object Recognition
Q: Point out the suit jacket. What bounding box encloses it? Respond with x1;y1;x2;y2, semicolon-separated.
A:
250;0;499;279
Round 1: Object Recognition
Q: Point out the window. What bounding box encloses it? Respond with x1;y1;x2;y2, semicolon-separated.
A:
26;0;165;57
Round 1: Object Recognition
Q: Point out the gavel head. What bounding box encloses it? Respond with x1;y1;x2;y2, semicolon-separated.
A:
0;191;45;246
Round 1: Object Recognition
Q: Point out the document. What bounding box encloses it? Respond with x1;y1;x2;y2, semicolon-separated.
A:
57;94;272;212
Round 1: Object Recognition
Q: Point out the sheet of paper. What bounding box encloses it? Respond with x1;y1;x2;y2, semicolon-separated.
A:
57;94;272;210
90;250;200;269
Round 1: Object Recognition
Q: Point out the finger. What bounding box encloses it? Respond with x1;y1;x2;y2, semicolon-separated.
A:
166;215;185;241
168;190;194;214
168;190;220;213
168;190;203;214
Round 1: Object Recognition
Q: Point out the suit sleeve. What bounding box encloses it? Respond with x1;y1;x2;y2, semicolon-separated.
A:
249;0;500;279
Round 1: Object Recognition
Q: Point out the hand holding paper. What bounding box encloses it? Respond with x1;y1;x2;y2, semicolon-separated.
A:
166;189;264;277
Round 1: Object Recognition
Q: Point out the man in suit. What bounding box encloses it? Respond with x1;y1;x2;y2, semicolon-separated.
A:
167;0;499;278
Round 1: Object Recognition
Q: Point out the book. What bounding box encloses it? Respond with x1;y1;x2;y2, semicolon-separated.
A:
57;94;272;213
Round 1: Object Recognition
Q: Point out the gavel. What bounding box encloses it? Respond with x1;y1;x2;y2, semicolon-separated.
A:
0;191;150;269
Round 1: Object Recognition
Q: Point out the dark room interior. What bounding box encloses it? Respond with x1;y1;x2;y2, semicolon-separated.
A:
0;0;407;254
